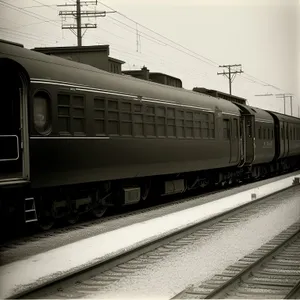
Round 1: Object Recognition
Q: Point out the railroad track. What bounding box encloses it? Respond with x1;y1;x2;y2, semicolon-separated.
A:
14;185;300;299
173;222;300;299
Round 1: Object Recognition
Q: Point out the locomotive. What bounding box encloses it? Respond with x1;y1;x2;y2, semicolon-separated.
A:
0;39;300;230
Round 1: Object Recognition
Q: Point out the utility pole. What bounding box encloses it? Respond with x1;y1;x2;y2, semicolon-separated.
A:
217;64;243;95
276;94;293;115
76;0;81;46
58;0;116;46
255;93;293;115
289;95;293;116
276;94;286;114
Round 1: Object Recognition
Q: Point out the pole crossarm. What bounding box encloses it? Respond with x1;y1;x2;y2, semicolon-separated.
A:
255;93;294;116
217;64;243;95
58;0;115;46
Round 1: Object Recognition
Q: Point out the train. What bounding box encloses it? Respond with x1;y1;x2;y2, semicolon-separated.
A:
0;38;300;230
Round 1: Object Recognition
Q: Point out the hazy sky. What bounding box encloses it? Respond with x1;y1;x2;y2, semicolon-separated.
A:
0;0;299;115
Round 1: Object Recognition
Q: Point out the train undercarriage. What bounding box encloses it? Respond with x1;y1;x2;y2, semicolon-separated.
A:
1;155;299;232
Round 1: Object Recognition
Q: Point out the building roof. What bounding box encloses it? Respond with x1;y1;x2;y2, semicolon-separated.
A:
108;56;125;64
32;45;110;54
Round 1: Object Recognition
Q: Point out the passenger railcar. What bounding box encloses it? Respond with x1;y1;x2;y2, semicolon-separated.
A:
0;39;299;229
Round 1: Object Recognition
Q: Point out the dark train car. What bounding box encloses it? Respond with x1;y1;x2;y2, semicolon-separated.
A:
250;106;275;165
267;111;300;167
0;39;242;227
231;103;275;172
1;38;299;229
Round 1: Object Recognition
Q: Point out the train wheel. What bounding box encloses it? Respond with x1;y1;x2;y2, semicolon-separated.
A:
141;179;151;201
91;205;107;218
37;216;55;231
66;213;79;225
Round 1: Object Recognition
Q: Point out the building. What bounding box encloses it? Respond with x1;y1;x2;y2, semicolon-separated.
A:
193;87;247;105
33;45;125;74
33;46;183;88
123;66;182;88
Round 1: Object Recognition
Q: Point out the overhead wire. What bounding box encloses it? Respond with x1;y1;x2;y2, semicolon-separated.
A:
0;0;295;97
97;0;294;95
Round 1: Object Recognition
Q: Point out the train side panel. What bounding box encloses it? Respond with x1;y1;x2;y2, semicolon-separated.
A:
267;111;300;159
28;84;241;188
250;107;276;165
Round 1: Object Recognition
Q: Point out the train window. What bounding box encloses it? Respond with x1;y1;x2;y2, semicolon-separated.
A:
247;121;252;138
294;127;296;140
157;117;166;137
72;95;85;134
193;112;201;138
210;122;215;138
167;108;175;118
58;94;86;135
121;116;132;136
133;113;143;137
107;99;119;135
120;101;132;136
167;108;176;138
108;99;118;110
58;94;71;134
176;109;184;138
194;121;201;138
33;91;51;134
185;111;193;138
145;105;155;115
121;102;131;112
202;121;209;138
134;104;142;113
121;112;131;121
94;98;105;135
167;118;176;137
258;127;261;140
223;119;230;139
145;105;155;137
156;107;166;137
267;128;270;140
209;113;215;138
233;119;238;139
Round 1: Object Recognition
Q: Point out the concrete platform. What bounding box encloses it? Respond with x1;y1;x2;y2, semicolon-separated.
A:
0;172;299;299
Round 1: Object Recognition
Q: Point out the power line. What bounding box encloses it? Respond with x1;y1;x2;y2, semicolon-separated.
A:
0;1;60;27
254;93;294;115
1;0;295;99
97;0;293;95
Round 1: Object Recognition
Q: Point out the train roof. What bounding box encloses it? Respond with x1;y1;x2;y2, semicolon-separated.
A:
249;106;274;123
0;40;240;116
266;110;300;124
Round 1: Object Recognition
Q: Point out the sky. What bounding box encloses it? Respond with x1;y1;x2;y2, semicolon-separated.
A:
0;0;299;115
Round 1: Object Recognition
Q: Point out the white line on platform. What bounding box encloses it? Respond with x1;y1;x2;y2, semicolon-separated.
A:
0;173;299;299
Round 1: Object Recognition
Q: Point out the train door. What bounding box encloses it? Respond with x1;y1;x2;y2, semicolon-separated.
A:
0;59;30;185
244;115;255;165
279;121;285;158
238;116;246;167
283;122;289;157
230;118;239;163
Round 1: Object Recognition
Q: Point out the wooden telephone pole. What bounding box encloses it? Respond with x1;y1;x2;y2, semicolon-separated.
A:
255;93;294;115
58;0;115;46
217;64;243;95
